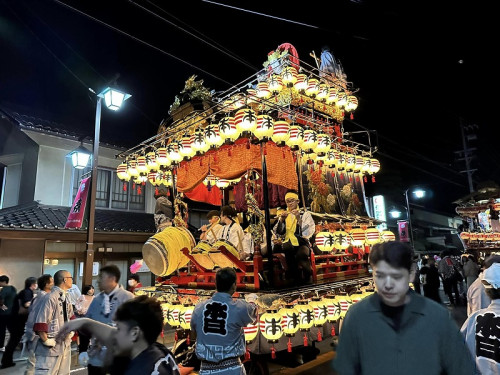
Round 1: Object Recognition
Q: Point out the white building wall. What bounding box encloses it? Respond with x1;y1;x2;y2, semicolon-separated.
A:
2;163;22;208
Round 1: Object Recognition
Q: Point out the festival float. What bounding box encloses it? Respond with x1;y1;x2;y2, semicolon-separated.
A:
118;43;389;364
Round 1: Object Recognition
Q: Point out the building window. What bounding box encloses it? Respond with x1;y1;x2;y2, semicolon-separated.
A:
72;167;145;211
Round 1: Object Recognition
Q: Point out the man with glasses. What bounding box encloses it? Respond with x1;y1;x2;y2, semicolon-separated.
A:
32;270;74;374
274;191;315;285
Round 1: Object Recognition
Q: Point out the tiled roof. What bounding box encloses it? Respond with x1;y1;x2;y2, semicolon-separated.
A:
0;202;155;233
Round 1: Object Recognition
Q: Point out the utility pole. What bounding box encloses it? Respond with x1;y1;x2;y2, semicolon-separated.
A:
455;117;477;193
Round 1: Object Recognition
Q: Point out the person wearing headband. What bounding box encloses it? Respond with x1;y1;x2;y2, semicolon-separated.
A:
274;191;315;285
217;206;248;260
461;262;500;374
200;210;223;245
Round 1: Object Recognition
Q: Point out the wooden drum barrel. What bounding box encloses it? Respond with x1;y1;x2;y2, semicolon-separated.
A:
142;226;195;276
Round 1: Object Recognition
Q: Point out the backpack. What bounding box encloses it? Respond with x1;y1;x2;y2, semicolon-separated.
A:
441;257;456;280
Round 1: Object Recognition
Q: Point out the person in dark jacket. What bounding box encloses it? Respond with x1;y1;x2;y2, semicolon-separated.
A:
420;257;442;303
57;296;188;375
0;275;17;352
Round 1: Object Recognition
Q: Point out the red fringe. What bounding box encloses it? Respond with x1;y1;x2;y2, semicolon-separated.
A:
287;338;292;353
317;331;322;342
123;182;127;192
245;346;251;360
372;176;376;183
271;346;276;359
332;326;336;336
303;333;308;346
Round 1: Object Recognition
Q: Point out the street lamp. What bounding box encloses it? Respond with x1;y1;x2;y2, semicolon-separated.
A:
71;86;131;286
67;143;91;169
388;207;402;219
404;187;427;250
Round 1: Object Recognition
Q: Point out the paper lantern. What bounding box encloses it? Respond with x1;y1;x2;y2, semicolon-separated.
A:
116;163;130;181
203;174;217;188
230;93;245;110
160;170;173;187
361;157;371;174
310;297;328;327
296;298;314;331
260;309;283;343
344;154;356;172
349;227;366;247
493;233;500;242
256;82;271;99
305;78;320;97
235;107;258;135
246;89;258;104
337;292;352;318
380;230;396;242
324;150;337;167
316;84;329;101
205;123;223;149
286;124;304;151
326;87;339;104
478;232;487;241
459;232;470;241
369;158;380;174
255;114;274;141
271;120;290;146
146;151;159;171
350;290;364;304
314;133;331;156
191;128;209;155
179;302;194;330
322;293;341;322
294;74;308;92
147;171;160;186
219;116;239;143
353;156;364;173
302;129;318;152
268;74;283;93
333;229;350;251
315;231;334;252
136;156;148;174
163;301;181;328
365;227;381;245
179;134;195;159
127;159;139;177
281;66;298;86
156;147;171;168
244;321;259;343
216;179;230;189
336;92;347;108
345;95;358;111
279;304;300;337
336;152;347;170
167;141;182;163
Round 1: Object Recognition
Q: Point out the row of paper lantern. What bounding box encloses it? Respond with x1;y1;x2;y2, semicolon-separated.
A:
460;232;500;242
160;289;374;344
226;66;358;111
315;228;395;252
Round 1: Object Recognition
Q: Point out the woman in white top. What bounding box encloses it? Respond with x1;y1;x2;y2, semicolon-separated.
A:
218;205;247;260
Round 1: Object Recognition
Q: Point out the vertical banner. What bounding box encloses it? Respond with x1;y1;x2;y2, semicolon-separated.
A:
398;220;409;242
65;177;91;229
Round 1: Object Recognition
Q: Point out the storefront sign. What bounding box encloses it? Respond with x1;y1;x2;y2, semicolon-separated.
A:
373;195;387;230
398;220;409;242
65;177;90;229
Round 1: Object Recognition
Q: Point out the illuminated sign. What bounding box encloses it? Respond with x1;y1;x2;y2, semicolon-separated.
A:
373;195;387;230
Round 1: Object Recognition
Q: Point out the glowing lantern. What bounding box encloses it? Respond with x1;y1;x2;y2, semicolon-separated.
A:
222;98;235;112
380;230;396;242
219;116;239;144
337;292;352;319
324;150;338;168
230;94;245;110
315;231;334;252
127;159;139;177
235;108;258;136
268;75;283;93
215;179;230;189
179;302;194;330
322;293;341;322
156;147;171;168
203;174;218;188
336;92;347;108
305;78;320;97
362;157;371;174
286;124;304;151
244;321;259;343
310;297;328;327
116;163;130;181
459;232;470;241
469;232;478;241
336;152;347;170
478;232;487;241
296;298;314;331
369;158;380;174
259;309;283;343
345;95;359;111
316;84;329;101
271;120;290;146
160;170;173;187
146;151;159;171
246;89;258;105
256;82;271;99
345;153;356;172
349;227;366;247
493;233;500;242
333;229;350;252
302;129;318;152
281;66;298;86
350;290;364;304
255;114;274;141
147;171;160;186
167;141;182;164
205;123;223;149
326;87;339;104
279;304;300;337
365;227;381;245
314;133;331;156
353;155;364;173
163;301;181;328
179;134;194;159
136;156;148;174
302;152;317;164
294;74;308;92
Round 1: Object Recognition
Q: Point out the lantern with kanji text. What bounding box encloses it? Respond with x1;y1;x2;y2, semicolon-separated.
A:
259;309;283;343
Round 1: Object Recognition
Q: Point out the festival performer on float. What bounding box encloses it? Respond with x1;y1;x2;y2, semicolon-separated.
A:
274;191;315;285
217;205;248;260
154;188;173;232
200;210;223;245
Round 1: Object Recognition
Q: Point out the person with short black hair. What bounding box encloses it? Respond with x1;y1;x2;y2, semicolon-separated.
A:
217;205;247;260
467;254;500;315
333;241;477;375
127;274;142;294
57;296;183;375
200;210;223;244
191;267;257;375
462;262;500;374
0;275;16;353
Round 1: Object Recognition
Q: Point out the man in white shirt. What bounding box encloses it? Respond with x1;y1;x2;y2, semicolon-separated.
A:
467;255;500;316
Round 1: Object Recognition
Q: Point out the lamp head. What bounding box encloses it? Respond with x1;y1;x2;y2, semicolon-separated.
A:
98;87;131;111
67;144;91;169
389;208;402;218
413;189;426;199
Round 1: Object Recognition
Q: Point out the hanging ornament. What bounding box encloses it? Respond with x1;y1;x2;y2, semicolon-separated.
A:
260;309;283;343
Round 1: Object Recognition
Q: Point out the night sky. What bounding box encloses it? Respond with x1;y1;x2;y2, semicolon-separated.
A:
0;0;496;214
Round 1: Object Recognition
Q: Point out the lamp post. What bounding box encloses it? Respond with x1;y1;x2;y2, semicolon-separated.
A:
70;87;131;286
404;188;426;250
